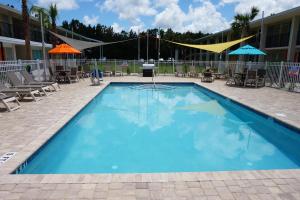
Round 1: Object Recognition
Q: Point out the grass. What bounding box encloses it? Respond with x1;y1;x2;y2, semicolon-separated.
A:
88;62;212;75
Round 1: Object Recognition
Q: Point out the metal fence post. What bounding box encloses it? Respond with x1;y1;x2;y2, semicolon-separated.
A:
278;61;284;88
172;59;175;74
114;59;117;75
133;60;135;75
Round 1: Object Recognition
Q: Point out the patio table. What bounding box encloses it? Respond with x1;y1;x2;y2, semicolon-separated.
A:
212;73;222;79
56;70;71;83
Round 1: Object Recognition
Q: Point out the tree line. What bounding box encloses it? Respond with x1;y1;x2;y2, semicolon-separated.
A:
61;19;208;60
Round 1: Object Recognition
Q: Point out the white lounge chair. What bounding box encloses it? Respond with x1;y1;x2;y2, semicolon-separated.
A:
20;70;60;91
0;93;21;112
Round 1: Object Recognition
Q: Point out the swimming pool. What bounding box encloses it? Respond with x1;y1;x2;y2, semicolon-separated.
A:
16;83;300;174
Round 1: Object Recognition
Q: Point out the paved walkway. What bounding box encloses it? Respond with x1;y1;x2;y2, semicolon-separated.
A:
0;76;299;200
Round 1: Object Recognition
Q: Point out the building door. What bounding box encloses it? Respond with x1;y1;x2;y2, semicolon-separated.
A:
4;47;14;60
0;42;4;61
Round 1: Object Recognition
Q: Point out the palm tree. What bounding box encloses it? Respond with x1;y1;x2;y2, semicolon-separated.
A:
22;0;32;60
231;7;259;38
30;6;50;28
49;4;58;46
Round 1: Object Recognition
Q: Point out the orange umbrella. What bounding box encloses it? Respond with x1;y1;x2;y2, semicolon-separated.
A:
48;44;81;54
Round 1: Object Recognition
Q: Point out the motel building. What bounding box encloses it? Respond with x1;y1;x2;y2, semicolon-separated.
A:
0;4;89;61
195;6;300;62
0;4;54;61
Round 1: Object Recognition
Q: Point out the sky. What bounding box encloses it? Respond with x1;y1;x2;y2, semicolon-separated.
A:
3;0;300;34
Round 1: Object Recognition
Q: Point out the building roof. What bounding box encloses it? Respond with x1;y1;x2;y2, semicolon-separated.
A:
195;5;300;42
0;36;52;48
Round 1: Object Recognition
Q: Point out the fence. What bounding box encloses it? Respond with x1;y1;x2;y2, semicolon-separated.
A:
0;59;299;92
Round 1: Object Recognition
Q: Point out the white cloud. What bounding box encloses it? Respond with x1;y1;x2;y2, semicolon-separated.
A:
154;0;178;7
221;0;300;17
111;23;124;33
36;0;79;10
99;0;156;24
154;0;229;33
83;15;99;26
129;24;145;33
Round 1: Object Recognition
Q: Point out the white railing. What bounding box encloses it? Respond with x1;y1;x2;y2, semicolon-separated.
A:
0;59;299;92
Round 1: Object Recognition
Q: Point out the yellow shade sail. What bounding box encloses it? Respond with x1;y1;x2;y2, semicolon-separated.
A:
163;35;254;53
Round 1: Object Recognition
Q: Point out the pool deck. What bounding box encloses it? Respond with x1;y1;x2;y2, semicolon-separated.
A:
0;76;300;200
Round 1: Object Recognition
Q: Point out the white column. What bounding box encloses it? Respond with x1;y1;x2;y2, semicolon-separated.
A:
287;16;300;62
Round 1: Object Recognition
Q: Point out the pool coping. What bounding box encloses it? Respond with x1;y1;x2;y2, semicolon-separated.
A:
1;79;300;184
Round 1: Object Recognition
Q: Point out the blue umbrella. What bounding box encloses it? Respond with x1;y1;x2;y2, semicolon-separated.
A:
229;45;266;55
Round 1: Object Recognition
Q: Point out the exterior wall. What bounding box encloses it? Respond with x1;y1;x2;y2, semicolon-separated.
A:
15;45;26;60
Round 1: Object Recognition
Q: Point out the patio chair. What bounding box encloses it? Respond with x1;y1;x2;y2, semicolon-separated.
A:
103;66;113;76
20;70;60;91
0;83;40;102
257;69;266;87
226;68;237;86
0;92;21;112
6;71;49;96
77;66;84;79
115;65;124;76
54;65;66;83
187;65;198;77
68;67;79;83
175;65;185;77
201;71;214;82
244;69;258;87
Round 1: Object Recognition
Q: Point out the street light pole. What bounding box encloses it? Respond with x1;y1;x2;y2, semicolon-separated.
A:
138;30;140;60
147;30;149;63
40;12;46;81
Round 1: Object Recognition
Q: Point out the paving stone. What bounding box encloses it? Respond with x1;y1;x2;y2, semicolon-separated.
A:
0;78;299;199
136;183;149;189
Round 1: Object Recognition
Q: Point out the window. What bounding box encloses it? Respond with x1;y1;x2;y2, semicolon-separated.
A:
4;47;14;60
32;49;42;60
297;22;300;45
0;15;12;37
266;21;291;47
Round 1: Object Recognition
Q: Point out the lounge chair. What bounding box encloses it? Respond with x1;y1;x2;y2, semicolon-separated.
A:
175;65;185;77
103;66;113;76
0;83;40;102
115;65;124;76
187;65;198;77
6;71;49;96
68;67;79;83
201;71;214;82
0;93;21;112
20;70;60;91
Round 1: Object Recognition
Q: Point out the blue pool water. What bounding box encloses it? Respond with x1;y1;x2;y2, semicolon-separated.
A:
17;83;300;174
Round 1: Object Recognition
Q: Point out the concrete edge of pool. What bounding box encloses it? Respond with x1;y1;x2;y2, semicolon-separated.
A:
1;80;300;184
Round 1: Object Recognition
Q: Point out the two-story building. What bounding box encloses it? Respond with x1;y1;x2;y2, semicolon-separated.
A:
0;3;93;61
195;6;300;62
0;4;54;60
